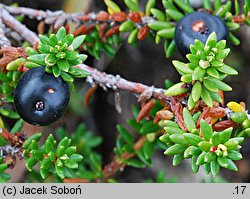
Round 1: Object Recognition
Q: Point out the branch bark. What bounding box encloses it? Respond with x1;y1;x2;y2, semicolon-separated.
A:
1;3;156;31
0;3;241;183
1;8;39;45
77;63;172;102
4;5;47;19
3;5;82;22
0;7;11;47
100;136;147;182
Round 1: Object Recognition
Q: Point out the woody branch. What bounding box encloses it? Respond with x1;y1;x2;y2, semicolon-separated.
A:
0;4;172;102
0;3;235;132
64;135;147;183
1;3;250;28
0;6;11;47
77;63;171;102
1;3;245;182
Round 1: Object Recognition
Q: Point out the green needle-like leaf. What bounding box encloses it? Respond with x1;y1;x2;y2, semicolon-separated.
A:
203;79;218;92
165;82;189;96
173;154;184;166
201;87;213;107
211;160;220;177
211;132;221;146
169;134;189;145
164;144;187;155
200;119;213;141
56;27;66;41
191;81;202;102
191;156;200;173
217;64;238;75
117;125;133;146
183;108;196;132
72;35;86;50
208;78;232;91
220;127;233;144
172;60;193;75
183;133;203;147
198;141;212;152
192;67;206;81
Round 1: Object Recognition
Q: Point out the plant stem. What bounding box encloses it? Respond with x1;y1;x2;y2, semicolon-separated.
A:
1;8;38;45
77;63;172;102
100;136;146;182
0;6;11;47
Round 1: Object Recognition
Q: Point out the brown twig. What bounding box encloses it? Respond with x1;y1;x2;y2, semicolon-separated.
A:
0;4;174;117
0;3;244;183
64;178;89;183
1;4;156;40
84;84;98;108
1;3;250;50
77;63;172;102
2;4;154;25
137;99;155;122
100;136;146;182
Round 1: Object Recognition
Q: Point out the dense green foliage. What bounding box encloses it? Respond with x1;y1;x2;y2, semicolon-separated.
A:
1;0;250;182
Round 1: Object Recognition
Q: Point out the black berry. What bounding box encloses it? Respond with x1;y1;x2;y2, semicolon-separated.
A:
174;11;229;56
14;67;70;126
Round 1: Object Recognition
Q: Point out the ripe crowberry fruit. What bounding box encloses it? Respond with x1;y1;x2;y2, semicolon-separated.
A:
174;11;229;56
14;67;70;126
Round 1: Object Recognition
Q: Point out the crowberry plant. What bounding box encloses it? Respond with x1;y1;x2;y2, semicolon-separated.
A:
0;0;250;183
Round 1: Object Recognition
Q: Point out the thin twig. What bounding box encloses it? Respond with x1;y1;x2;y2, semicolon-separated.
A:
77;63;172;102
4;5;47;19
2;3;250;27
2;3;249;49
0;4;241;183
3;5;81;22
0;6;11;47
1;4;156;31
100;136;146;182
1;8;39;45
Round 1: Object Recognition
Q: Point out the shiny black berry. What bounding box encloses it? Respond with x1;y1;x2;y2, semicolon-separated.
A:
174;11;229;56
14;67;70;126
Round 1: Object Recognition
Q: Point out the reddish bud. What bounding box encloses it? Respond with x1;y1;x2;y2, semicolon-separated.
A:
99;23;107;39
137;26;149;40
128;12;142;23
232;15;244;23
74;24;87;36
37;21;45;35
210;146;217;153
137;99;155;122
84;24;95;34
104;25;120;38
78;14;90;21
207;107;226;118
110;12;127;22
213;120;238;131
96;11;109;21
